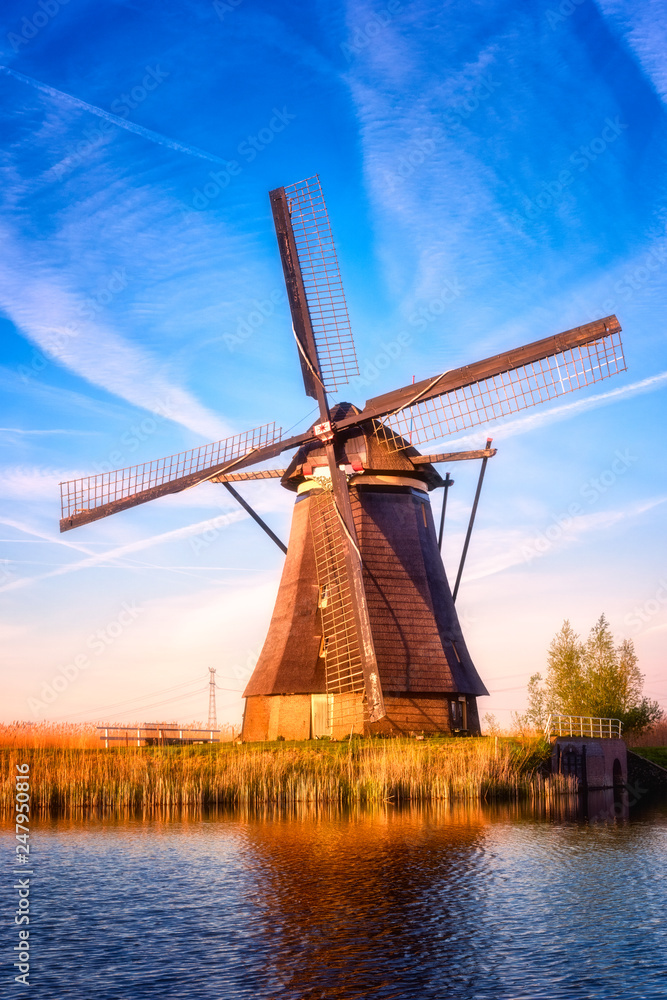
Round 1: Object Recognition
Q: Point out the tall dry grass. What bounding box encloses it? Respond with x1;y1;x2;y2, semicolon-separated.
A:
0;721;238;749
626;720;667;747
0;736;574;814
0;722;101;749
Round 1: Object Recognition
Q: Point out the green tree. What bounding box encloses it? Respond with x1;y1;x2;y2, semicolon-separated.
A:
524;615;663;735
523;673;549;730
544;619;584;715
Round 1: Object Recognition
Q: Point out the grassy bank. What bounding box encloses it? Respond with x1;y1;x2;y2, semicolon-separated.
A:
630;746;667;769
0;737;575;813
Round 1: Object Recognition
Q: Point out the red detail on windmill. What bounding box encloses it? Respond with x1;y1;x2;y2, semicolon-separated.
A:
314;421;334;442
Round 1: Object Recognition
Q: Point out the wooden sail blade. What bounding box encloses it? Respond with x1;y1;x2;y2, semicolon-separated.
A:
277;175;360;393
209;468;286;482
270;185;322;400
337;316;625;449
412;447;497;464
309;488;385;723
59;423;284;532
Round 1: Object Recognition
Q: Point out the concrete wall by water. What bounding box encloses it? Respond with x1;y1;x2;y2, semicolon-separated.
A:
552;737;627;789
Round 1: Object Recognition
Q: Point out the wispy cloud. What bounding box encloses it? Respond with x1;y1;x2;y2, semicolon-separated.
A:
0;467;84;502
0;224;232;440
0;427;95;436
0;66;229;167
342;0;657;362
0;509;248;594
598;0;667;103
464;494;667;582
0;516;94;555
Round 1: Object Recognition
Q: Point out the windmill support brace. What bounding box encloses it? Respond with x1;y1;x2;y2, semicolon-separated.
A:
452;443;492;602
221;482;287;554
438;472;453;550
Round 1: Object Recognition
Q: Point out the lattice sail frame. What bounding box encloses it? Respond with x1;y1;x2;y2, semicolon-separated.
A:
375;329;625;451
59;423;280;519
284;175;359;391
308;488;366;697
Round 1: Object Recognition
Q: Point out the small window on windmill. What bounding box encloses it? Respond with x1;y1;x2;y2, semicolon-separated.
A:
318;635;328;658
318;584;329;608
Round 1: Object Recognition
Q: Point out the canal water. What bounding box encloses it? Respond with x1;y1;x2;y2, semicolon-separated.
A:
2;793;666;999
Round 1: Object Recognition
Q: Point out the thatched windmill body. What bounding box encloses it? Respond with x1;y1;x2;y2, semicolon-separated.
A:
59;176;626;740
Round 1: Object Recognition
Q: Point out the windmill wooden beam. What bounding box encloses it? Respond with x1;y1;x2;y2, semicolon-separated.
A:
339;315;622;428
269;186;321;401
413;448;497;464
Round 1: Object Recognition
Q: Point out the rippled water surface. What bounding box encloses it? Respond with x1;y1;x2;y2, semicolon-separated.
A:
2;795;666;999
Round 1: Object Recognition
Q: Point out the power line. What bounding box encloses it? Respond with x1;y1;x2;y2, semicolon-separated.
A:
54;675;210;721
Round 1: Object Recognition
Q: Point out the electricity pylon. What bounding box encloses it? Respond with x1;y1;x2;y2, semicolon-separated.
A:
207;667;217;730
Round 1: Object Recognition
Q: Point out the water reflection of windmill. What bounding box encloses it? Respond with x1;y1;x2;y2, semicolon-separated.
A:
59;176;626;740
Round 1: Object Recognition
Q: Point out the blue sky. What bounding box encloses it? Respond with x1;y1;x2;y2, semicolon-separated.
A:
1;0;666;729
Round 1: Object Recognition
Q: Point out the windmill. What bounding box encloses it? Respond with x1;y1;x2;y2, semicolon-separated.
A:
59;175;626;740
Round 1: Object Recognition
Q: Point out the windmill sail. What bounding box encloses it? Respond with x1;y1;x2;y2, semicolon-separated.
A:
274;175;360;393
340;316;625;450
59;423;284;532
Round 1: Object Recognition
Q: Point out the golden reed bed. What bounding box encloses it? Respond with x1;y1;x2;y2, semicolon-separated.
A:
0;724;575;812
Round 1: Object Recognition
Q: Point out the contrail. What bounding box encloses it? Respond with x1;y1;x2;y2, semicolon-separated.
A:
0;65;229;166
0;509;248;594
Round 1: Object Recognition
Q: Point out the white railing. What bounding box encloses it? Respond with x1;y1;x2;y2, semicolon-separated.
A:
544;714;622;740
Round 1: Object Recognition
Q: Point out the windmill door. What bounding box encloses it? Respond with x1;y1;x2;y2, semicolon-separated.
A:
311;694;332;738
